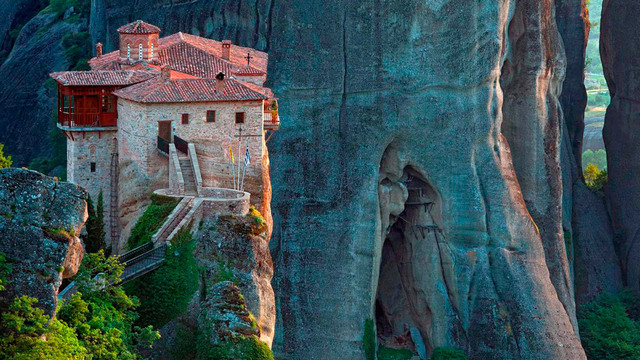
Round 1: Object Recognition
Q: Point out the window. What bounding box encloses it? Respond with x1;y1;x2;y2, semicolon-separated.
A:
150;43;154;59
127;44;131;59
206;110;216;123
90;162;96;173
101;95;115;112
235;112;245;124
182;113;189;124
62;94;75;114
139;44;143;60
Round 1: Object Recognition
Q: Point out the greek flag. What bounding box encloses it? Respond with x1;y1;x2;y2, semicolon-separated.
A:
244;147;250;166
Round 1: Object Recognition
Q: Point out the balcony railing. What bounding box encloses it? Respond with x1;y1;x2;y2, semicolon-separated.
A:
157;136;170;155
58;112;117;128
264;112;281;130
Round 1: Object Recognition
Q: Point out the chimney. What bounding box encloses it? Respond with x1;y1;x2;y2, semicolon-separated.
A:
161;67;171;82
215;72;226;93
222;40;231;60
96;43;103;57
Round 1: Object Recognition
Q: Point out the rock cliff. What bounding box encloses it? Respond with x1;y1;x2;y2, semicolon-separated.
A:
267;1;584;358
601;0;640;292
0;168;87;316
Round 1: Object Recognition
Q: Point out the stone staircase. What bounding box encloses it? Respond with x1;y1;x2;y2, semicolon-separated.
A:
179;157;198;196
152;197;195;244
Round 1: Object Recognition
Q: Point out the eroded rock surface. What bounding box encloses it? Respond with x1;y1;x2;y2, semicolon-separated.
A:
601;0;640;292
267;0;585;359
0;168;87;316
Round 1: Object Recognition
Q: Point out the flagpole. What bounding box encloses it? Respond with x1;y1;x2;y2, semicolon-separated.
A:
237;127;243;191
230;140;236;190
241;139;249;191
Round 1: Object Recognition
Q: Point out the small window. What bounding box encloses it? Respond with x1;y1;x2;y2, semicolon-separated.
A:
101;95;115;112
90;162;96;173
206;110;216;123
139;44;143;60
235;112;245;124
182;113;189;124
150;43;154;59
127;44;131;59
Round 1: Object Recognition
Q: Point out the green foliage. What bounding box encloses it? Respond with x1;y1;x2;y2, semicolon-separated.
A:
124;228;199;328
0;252;10;292
197;335;273;360
430;347;467;360
83;192;106;254
584;163;608;192
377;346;414;360
579;291;640;360
127;195;180;249
49;0;90;17
0;143;12;169
363;318;376;360
0;296;87;360
212;260;236;284
61;31;91;70
170;324;199;359
248;206;268;235
0;251;159;359
582;149;607;171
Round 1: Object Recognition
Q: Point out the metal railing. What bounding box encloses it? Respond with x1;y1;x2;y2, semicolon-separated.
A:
121;245;167;283
174;135;189;154
119;242;154;263
157;136;170;155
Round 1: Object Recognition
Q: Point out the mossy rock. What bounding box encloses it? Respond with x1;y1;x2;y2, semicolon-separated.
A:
198;335;273;360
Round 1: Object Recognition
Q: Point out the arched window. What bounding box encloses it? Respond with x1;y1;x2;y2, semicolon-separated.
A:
127;44;130;59
139;44;143;60
150;43;154;60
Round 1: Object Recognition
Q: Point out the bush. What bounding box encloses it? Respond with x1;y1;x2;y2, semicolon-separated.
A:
584;163;608;192
378;346;414;360
0;143;12;169
127;195;180;249
197;335;273;360
363;318;376;360
431;347;467;360
124;228;199;328
579;292;640;360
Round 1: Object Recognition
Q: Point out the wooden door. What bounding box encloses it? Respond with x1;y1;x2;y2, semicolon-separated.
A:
158;121;172;141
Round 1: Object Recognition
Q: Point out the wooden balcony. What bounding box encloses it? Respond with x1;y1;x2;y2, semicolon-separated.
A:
264;112;280;131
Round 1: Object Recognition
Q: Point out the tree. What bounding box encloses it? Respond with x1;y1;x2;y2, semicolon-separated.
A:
83;191;105;253
584;163;608;192
0;143;12;169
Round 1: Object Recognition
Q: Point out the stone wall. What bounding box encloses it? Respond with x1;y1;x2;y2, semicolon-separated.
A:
67;129;117;248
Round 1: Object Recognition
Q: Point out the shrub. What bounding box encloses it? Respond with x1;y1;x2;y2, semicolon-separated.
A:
198;335;273;360
124;228;199;328
378;346;414;360
431;347;467;360
0;143;12;169
584;163;608;192
363;318;376;360
579;292;640;360
127;196;180;249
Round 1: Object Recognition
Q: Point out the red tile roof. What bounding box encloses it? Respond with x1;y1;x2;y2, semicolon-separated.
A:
50;70;158;86
118;20;161;34
88;32;268;77
232;65;265;76
159;41;232;78
113;78;267;103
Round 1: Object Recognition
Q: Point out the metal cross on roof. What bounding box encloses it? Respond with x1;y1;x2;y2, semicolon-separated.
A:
245;52;253;65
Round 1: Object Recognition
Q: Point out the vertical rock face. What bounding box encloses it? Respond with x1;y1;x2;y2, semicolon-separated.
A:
555;0;622;306
267;0;584;358
0;168;87;316
500;0;577;329
601;0;640;291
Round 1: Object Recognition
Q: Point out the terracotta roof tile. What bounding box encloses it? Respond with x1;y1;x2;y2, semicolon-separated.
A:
113;78;267;103
159;42;232;78
88;32;268;77
50;70;158;86
118;20;161;34
232;65;265;76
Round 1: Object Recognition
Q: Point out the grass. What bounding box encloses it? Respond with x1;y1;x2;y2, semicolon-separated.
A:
126;194;180;249
377;346;414;360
